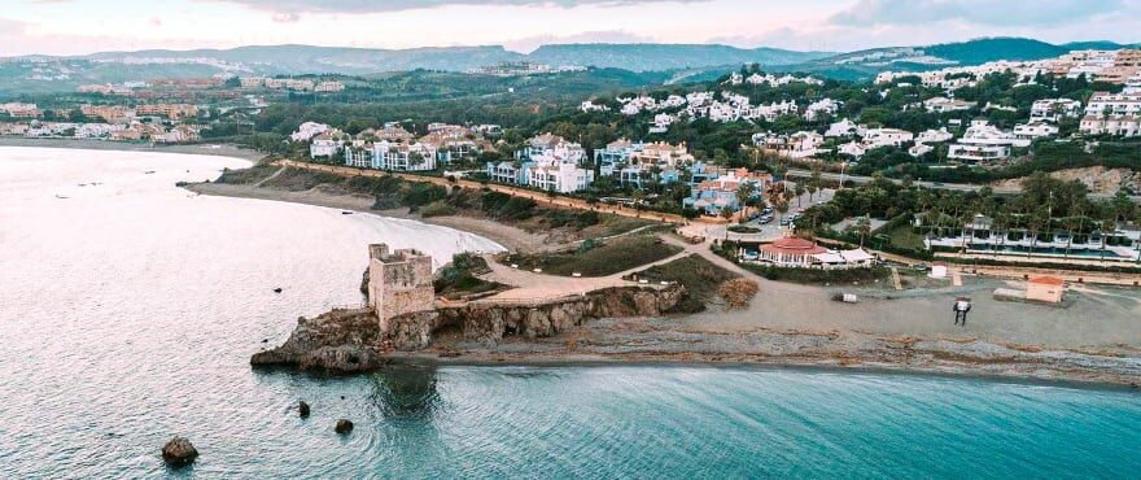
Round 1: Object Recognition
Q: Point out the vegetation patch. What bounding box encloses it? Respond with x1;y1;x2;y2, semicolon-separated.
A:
503;235;682;277
214;164;281;185
629;254;740;313
434;253;503;300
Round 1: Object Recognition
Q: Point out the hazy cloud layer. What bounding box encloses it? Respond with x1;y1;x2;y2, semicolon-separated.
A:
213;0;704;13
830;0;1123;27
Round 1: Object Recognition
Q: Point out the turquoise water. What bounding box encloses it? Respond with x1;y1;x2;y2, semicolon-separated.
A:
2;147;1139;478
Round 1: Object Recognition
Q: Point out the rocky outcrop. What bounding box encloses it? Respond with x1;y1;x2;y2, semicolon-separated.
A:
385;285;685;350
252;285;685;371
250;308;387;372
161;436;198;467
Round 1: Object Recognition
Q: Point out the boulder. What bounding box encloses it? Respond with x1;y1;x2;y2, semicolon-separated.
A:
335;419;354;434
298;401;310;418
161;436;198;467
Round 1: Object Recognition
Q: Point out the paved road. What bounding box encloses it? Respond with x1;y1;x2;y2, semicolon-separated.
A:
786;169;1141;203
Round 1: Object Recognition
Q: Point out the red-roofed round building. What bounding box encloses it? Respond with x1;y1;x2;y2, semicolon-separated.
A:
758;236;828;267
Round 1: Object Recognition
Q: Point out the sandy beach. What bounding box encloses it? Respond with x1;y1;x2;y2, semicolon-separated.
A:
0;137;267;162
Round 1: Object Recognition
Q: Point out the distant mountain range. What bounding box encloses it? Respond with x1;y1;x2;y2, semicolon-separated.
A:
0;37;1136;94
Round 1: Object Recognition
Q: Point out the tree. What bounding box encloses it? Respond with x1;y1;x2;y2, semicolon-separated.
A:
794;183;806;207
774;199;790;227
855;215;872;248
735;182;757;223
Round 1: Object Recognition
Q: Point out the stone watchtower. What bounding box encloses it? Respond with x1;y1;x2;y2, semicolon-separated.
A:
368;244;435;330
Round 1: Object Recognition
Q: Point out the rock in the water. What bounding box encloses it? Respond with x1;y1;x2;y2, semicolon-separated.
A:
335;419;354;434
161;436;198;467
273;287;283;293
298;401;310;418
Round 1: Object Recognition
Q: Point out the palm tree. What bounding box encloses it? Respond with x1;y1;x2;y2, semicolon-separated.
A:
794;183;806;207
736;182;757;223
1027;206;1049;258
774;199;790;227
855;215;872;248
1098;210;1116;262
809;168;823;201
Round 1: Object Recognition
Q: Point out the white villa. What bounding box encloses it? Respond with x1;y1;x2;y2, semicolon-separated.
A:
947;120;1030;162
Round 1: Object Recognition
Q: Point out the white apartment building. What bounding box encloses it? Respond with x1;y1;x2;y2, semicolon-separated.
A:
368;141;438;171
862;128;914;148
923;96;976;113
1030;98;1083;122
1080;115;1141;137
947;143;1011;162
946;120;1028;162
1085;92;1141;116
527;162;594;194
1013;122;1059;140
309;134;341;158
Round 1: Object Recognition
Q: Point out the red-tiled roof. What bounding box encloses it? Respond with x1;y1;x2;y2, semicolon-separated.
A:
760;237;827;255
1029;276;1065;286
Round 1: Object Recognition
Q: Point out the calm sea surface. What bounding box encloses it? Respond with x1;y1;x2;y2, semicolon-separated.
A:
1;146;1139;479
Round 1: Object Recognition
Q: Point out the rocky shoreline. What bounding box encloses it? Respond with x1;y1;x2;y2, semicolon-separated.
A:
252;285;686;372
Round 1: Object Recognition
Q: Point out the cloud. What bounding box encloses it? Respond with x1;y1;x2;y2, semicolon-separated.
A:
209;0;705;14
271;12;300;23
830;0;1123;27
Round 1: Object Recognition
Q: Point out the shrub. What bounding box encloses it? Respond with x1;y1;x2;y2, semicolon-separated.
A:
718;278;759;309
419;201;457;217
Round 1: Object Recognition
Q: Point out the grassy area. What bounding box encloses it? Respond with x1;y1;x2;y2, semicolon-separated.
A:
883;223;926;250
631;254;741;313
214;164;280;185
503;235;682;277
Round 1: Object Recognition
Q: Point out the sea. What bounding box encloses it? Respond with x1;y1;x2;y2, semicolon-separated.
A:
1;146;1138;479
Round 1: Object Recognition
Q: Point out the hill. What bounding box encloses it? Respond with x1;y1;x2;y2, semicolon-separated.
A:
773;37;1130;81
527;44;833;72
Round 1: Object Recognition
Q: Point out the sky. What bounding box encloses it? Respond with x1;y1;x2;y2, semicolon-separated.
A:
0;0;1136;56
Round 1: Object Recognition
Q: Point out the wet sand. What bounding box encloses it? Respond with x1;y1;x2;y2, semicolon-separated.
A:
186;181;550;253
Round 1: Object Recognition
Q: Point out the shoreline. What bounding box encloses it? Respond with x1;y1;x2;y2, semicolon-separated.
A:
29;146;1128;388
0;137;268;162
185;181;554;253
189;177;1141;388
382;354;1141;392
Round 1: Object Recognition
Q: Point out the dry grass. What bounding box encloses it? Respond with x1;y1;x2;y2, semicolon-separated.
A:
717;278;760;309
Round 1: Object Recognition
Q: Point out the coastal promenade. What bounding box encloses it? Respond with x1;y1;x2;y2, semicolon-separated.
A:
276;159;688;224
